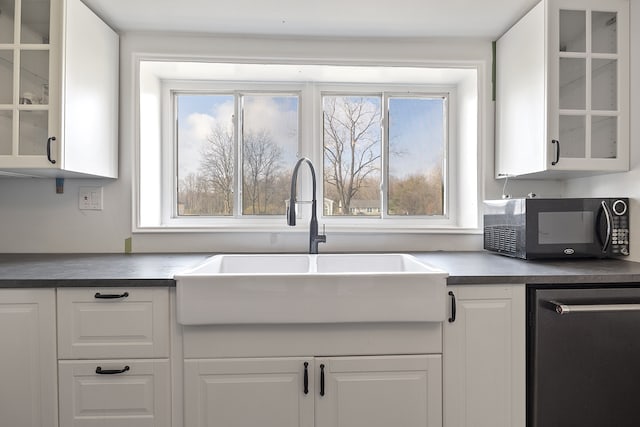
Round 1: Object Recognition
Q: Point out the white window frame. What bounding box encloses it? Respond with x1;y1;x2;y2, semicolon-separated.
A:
159;79;457;230
314;84;457;229
135;58;483;237
160;81;306;229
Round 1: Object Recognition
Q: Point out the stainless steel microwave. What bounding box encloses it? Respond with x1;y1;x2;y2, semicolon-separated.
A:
483;198;629;259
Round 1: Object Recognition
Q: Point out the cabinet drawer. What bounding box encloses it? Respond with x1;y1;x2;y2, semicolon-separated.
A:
57;288;169;359
59;359;170;427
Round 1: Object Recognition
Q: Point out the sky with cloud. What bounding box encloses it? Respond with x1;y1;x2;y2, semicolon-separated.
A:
176;93;444;185
176;94;299;181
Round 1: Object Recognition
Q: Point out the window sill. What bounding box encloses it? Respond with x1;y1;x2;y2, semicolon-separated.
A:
133;224;482;235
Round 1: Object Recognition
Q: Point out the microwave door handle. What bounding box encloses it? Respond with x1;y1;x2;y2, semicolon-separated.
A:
600;201;612;253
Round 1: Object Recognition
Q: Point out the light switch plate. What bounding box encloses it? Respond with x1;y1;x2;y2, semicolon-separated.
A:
79;186;103;210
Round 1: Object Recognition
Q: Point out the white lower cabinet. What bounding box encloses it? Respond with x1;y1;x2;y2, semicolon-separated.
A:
184;355;442;427
58;359;170;427
57;287;170;359
0;289;58;427
316;355;442;427
57;287;171;427
0;282;527;427
443;284;526;427
184;357;314;427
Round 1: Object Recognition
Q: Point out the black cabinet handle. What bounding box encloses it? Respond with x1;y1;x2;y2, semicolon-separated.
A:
96;365;130;375
303;362;309;394
46;136;56;164
320;364;325;396
94;292;129;299
551;139;560;166
448;291;457;323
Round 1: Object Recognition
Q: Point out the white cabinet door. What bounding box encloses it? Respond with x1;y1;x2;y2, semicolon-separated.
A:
58;359;170;427
0;0;118;178
57;287;169;359
546;0;629;173
0;0;55;171
184;357;314;427
316;355;442;427
443;284;525;427
496;0;629;179
59;0;118;178
0;288;57;427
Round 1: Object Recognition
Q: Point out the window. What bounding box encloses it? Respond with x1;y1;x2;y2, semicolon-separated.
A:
138;61;479;231
322;94;446;218
175;92;299;217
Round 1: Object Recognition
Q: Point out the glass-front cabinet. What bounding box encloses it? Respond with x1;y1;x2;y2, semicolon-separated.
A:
0;0;53;168
496;0;629;179
0;0;118;178
552;3;625;164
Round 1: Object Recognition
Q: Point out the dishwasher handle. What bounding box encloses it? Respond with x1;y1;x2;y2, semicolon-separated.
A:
548;300;640;315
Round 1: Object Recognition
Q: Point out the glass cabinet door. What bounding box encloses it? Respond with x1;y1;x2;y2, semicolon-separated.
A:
0;0;52;164
556;5;621;163
0;49;13;155
590;10;618;160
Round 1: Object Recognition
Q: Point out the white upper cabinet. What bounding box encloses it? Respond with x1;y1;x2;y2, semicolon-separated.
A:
496;0;629;179
0;0;118;178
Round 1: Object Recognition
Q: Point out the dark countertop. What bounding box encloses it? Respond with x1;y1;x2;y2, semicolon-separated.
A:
0;253;209;287
0;252;639;287
414;252;640;285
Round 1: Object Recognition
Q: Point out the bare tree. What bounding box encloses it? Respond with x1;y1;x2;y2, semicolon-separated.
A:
388;165;444;216
323;96;381;214
242;130;284;214
178;173;206;215
199;124;235;215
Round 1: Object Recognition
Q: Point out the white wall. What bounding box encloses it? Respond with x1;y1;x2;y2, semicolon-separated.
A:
0;32;564;253
565;1;640;262
0;177;130;252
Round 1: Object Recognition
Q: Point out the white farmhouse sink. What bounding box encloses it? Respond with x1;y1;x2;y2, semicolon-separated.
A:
175;253;448;325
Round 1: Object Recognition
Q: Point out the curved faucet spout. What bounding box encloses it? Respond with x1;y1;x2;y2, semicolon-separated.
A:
287;157;326;254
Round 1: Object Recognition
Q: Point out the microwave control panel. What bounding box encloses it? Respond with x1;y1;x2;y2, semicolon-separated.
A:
611;199;629;256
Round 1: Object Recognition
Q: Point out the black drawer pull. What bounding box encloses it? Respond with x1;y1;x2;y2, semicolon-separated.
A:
94;292;129;299
96;366;130;375
448;291;457;323
46;136;57;164
303;362;309;394
320;364;325;396
551;139;560;166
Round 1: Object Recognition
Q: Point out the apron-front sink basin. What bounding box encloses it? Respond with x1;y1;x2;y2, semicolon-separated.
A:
175;253;448;325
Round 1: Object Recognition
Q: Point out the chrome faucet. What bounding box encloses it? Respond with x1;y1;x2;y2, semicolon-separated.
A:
287;157;326;254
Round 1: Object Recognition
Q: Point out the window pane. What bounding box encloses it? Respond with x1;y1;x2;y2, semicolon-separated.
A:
176;94;235;216
559;10;585;52
591;116;617;159
0;0;15;43
592;11;617;54
323;95;382;217
559;115;586;158
0;110;12;154
388;97;445;216
0;50;13;104
21;0;50;44
241;94;299;215
591;58;616;111
559;58;586;110
18;109;47;154
20;50;48;105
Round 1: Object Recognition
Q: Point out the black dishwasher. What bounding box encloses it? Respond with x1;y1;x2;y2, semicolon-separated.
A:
528;285;640;427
